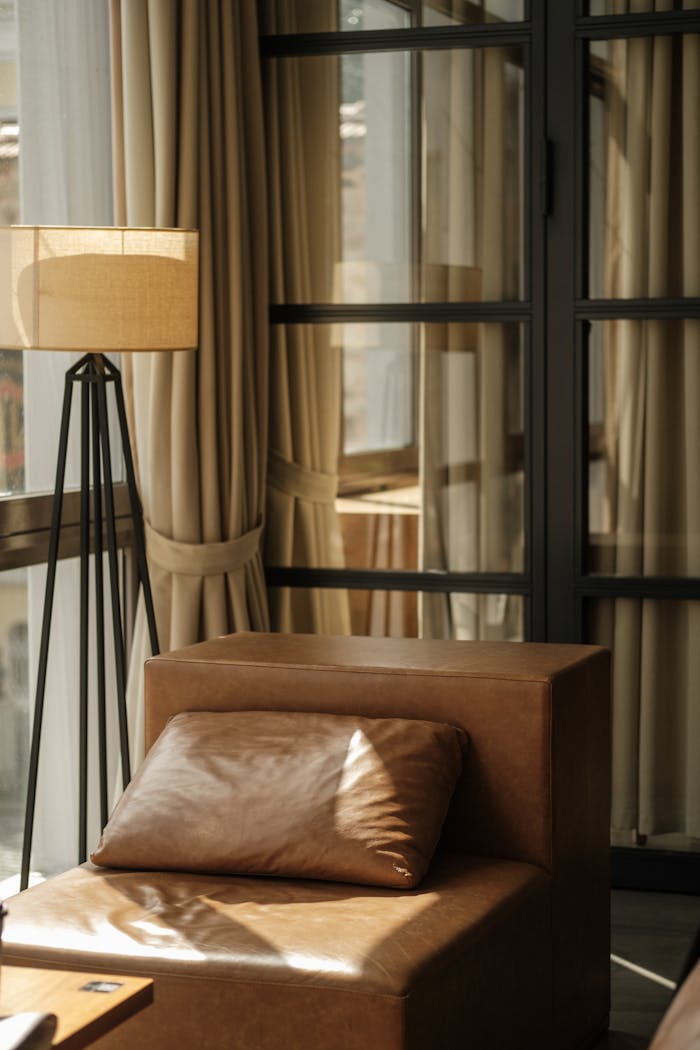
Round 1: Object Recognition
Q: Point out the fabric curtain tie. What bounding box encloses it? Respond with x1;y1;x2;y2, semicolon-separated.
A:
145;520;263;576
267;450;338;504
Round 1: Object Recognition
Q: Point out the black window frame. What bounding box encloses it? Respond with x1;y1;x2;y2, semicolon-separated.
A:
548;1;700;892
261;0;547;639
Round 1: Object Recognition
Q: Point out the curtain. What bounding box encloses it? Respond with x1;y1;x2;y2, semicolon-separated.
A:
111;0;270;764
590;9;700;837
421;46;524;641
17;0;115;879
260;2;351;635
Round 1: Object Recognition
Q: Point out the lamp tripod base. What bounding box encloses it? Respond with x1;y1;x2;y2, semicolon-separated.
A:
20;353;159;891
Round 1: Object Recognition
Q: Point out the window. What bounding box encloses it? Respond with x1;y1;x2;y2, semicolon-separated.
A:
0;1;125;891
262;0;536;641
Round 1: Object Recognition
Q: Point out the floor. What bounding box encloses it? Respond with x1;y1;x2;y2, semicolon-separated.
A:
595;888;700;1048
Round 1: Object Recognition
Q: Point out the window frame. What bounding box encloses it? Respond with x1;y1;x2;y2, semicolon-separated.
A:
261;2;544;637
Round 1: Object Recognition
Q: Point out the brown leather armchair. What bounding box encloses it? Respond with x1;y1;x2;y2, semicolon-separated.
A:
3;633;611;1050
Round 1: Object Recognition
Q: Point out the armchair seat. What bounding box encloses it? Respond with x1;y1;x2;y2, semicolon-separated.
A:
4;854;550;1049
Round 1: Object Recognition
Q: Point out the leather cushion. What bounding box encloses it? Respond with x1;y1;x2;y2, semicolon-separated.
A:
91;709;467;888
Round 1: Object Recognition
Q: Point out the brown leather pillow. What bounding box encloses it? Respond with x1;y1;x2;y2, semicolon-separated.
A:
91;709;467;888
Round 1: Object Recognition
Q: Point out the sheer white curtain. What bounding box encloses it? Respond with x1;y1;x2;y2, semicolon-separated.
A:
420;46;524;641
17;0;114;877
261;2;351;634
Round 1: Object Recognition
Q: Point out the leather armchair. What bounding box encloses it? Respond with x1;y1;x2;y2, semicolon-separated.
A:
3;632;611;1050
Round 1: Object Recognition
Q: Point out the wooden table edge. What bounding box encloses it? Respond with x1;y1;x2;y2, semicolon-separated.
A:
57;977;153;1050
1;966;154;1050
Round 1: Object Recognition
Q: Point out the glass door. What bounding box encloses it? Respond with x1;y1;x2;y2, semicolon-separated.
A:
261;0;543;642
548;0;700;888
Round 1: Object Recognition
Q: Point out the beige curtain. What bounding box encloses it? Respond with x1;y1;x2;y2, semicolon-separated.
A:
591;10;700;837
260;3;350;634
111;0;270;759
421;46;524;641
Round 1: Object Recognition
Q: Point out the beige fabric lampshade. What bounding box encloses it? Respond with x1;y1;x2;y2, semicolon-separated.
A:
0;226;198;351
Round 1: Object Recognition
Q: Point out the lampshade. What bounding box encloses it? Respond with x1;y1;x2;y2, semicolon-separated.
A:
0;225;199;352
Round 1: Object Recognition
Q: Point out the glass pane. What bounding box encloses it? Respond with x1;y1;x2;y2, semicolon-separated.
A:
586;598;700;852
0;119;19;222
0;349;23;493
424;0;525;24
264;46;526;303
2;351;124;498
0;43;21;494
420;321;525;572
259;0;525;32
341;320;525;573
587;319;700;577
587;1;694;14
340;50;412;302
421;591;524;640
0;555;129;891
423;47;525;301
588;34;700;299
259;0;410;34
342;322;415;454
270;587;524;640
0;567;28;891
340;0;410;30
272;322;525;574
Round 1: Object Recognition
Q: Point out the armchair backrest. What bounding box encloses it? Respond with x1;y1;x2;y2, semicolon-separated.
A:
144;631;610;875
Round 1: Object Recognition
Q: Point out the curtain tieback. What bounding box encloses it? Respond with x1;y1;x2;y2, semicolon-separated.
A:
267;450;338;504
145;520;263;576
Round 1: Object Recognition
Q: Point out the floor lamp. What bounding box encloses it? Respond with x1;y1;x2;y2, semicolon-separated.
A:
0;226;199;890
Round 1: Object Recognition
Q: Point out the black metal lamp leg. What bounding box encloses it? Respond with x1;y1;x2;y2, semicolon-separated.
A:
106;358;159;656
20;353;160;890
91;378;108;830
95;364;131;788
20;372;76;891
78;378;90;863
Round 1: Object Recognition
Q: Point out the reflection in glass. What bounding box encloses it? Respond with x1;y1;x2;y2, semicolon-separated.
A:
270;587;523;641
0;567;28;888
264;45;525;303
0;114;21;494
273;323;525;580
340;322;414;454
424;0;525;25
422;591;523;641
421;323;525;575
341;0;411;30
258;0;409;34
339;50;412;303
588;34;700;298
0;349;24;493
587;320;700;577
0;119;19;226
423;47;525;301
260;0;525;31
587;0;694;13
586;598;700;846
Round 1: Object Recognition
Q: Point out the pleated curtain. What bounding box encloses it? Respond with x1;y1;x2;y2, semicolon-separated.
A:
110;0;270;761
421;46;523;640
591;6;700;837
260;2;351;634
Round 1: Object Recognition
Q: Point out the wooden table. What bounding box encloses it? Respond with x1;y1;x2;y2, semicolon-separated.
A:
0;965;153;1049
